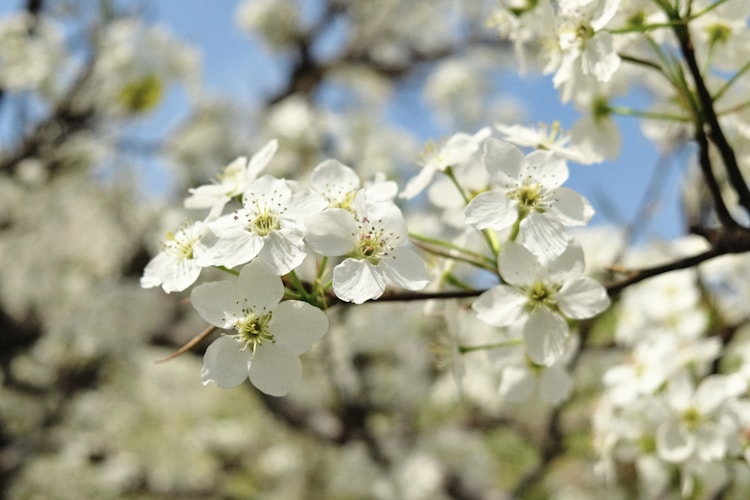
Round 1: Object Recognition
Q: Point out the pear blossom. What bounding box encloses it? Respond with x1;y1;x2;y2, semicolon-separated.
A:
495;121;602;165
305;192;429;304
656;372;747;465
184;139;278;217
472;242;609;366
400;127;490;200
191;261;328;396
140;219;211;293
310;159;397;212
553;0;622;102
464;138;593;258
204;174;324;274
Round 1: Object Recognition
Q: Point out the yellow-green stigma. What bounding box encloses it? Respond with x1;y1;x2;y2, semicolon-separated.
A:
527;281;558;310
511;180;543;216
253;212;280;236
332;190;357;212
352;217;396;264
682;407;702;430
234;312;274;351
163;225;196;260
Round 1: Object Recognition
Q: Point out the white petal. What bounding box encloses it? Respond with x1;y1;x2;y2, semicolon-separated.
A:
524;151;568;189
270;301;328;355
205;230;264;269
656;421;694;463
201;336;251;388
472;285;527;327
590;0;620;31
557;277;611;319
249;342;302;396
519;211;569;258
482;138;525;183
523;308;568;366
545;243;585;282
333;258;386;304
548;187;593;226
256;230;307;275
243;175;292;206
380;247;429;291
305;209;357;256
464;192;516;231
191;281;243;328
312;159;360;195
238;261;284;310
184;184;231;211
246;139;278;178
400;166;436;200
366;201;409;240
499;242;540;287
695;374;747;414
141;253;202;293
582;31;620;82
286;190;328;221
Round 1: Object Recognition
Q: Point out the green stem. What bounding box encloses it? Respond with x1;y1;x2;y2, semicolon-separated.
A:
608;106;689;122
713;60;750;102
509;217;521;242
287;270;311;301
445;166;471;205
217;265;240;276
316;256;329;281
459;337;523;354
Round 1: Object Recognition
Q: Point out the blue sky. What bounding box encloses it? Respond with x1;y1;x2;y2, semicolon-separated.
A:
0;0;685;241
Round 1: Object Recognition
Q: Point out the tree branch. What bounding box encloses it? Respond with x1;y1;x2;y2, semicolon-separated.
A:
672;13;750;218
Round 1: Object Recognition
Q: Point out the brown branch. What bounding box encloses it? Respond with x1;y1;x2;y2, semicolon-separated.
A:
606;225;750;296
694;121;738;227
672;13;750;218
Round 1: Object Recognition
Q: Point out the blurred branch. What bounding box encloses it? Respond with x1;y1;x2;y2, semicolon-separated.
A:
671;9;750;219
606;225;750;295
268;0;505;105
0;62;97;176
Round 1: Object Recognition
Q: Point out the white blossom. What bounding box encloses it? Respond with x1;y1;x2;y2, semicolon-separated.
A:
192;261;328;396
473;242;609;366
204;175;324;274
305;192;429;304
465;138;593;258
184;139;278;217
140;220;211;293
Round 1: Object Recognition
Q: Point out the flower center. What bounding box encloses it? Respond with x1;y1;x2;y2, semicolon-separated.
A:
332;190;357;212
352;216;396;264
681;407;702;430
234;312;274;352
510;180;543;216
163;226;197;260
253;211;280;236
216;160;245;192
526;281;558;310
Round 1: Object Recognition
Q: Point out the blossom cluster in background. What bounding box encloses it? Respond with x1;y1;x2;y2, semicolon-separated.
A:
4;0;750;498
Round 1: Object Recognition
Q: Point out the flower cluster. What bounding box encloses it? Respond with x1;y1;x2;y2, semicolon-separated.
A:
142;140;430;394
592;249;750;498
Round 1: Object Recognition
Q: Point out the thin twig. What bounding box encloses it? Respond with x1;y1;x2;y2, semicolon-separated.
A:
154;325;216;363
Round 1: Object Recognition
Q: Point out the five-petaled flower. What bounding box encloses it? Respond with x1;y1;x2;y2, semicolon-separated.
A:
204;174;324;274
140;219;211;293
184;139;278;218
191;261;329;396
472;242;609;366
305;191;429;304
465;138;593;258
